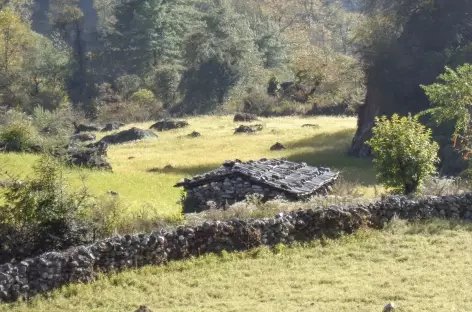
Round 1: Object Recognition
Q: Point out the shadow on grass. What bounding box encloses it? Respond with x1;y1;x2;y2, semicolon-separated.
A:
286;128;376;186
147;164;221;177
149;128;376;187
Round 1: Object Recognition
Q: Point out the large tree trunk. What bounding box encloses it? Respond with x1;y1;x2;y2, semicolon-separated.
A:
348;70;395;157
348;0;472;162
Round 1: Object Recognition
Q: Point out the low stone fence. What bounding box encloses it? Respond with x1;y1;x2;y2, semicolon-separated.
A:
1;193;472;303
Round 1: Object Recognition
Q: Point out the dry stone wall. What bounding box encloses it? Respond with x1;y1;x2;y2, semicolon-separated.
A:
2;193;472;303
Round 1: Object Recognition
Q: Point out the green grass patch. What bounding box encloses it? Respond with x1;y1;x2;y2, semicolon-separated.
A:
0;116;376;218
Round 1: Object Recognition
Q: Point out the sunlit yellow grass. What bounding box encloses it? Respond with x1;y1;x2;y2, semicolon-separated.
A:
0;116;376;217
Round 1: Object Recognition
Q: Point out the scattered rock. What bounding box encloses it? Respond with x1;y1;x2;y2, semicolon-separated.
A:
187;131;201;138
128;156;135;160
85;141;109;156
383;303;395;312
99;127;158;144
270;142;286;151
234;124;263;134
135;305;152;312
150;120;189;131
148;164;174;173
58;142;112;170
107;190;119;196
102;122;125;132
70;133;96;142
233;112;259;122
302;124;320;129
73;122;101;134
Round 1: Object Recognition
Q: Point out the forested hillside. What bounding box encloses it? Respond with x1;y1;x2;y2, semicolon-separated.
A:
0;0;365;120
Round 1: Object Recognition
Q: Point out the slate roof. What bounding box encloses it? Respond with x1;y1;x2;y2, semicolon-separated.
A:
174;158;339;197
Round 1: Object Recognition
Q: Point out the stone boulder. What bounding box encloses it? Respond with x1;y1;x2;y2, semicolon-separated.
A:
85;141;109;156
99;127;158;144
101;122;125;132
70;133;96;142
233;113;259;122
270;142;286;151
135;305;153;312
187;131;201;138
302;124;320;129
234;124;263;134
150;120;189;131
73;122;101;134
55;141;111;170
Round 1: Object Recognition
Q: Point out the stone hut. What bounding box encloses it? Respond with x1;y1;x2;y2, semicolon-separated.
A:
175;158;339;213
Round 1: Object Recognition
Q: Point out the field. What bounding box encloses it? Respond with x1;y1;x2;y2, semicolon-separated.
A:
0;115;376;220
6;219;472;312
2;116;472;312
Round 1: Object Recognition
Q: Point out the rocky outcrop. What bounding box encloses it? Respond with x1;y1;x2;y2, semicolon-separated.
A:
101;122;125;132
73;122;101;134
150;120;189;131
70;133;96;142
270;142;286;151
234;124;263;134
302;124;320;128
99;128;158;145
58;142;111;170
2;192;472;303
187;131;201;138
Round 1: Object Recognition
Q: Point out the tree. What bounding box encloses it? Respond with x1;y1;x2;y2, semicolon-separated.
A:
367;114;439;194
349;0;472;159
178;2;261;114
106;0;201;77
421;64;472;158
0;7;35;107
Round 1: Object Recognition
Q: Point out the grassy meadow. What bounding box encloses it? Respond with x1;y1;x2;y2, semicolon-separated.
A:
0;115;377;219
6;219;472;312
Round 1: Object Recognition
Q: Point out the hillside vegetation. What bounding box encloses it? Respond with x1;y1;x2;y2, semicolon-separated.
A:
1;116;375;222
7;220;472;312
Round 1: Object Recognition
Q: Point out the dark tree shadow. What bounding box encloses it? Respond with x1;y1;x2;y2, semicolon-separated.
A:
149;128;376;187
285;129;377;186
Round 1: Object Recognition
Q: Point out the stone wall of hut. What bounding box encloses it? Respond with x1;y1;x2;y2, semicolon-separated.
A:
182;175;334;213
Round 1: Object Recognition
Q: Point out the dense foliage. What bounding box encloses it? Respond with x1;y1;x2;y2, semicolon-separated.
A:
349;0;472;164
0;0;365;120
421;64;472;158
367;114;439;194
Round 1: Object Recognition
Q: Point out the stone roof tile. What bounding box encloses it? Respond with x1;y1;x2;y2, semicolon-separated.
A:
174;158;339;197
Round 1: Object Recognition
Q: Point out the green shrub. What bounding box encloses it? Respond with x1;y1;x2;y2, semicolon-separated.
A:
129;89;158;107
1;155;94;227
0;110;40;152
0;122;36;152
367;114;440;194
116;74;142;98
0;155;96;261
32;106;76;143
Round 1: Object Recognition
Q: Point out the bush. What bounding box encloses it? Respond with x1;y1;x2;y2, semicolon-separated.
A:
0;155;96;261
32;105;77;139
97;100;166;123
0;110;39;152
367;114;440;194
116;74;142;98
129;89;158;107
